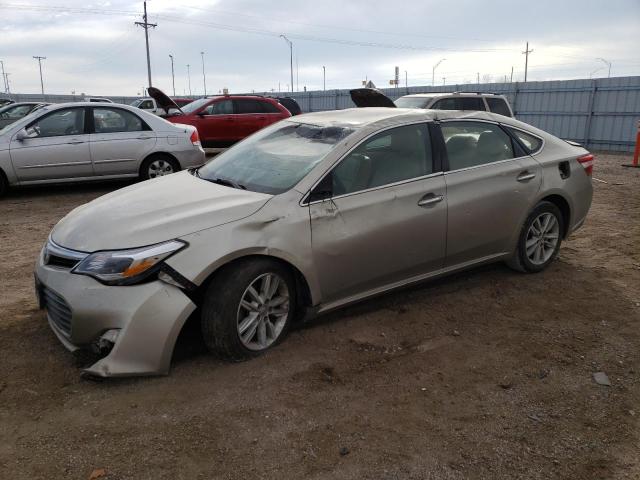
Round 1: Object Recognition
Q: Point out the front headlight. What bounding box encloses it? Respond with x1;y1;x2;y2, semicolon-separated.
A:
72;240;186;286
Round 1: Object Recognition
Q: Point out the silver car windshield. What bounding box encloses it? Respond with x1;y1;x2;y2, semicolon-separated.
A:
198;121;354;194
394;97;432;108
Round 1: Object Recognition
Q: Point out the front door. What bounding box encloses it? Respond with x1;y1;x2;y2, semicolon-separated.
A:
9;107;93;182
89;107;157;176
195;99;235;147
439;120;542;267
309;123;447;304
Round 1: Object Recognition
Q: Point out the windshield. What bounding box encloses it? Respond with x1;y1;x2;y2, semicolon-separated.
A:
181;98;212;113
394;97;432;109
197;121;354;194
130;99;143;107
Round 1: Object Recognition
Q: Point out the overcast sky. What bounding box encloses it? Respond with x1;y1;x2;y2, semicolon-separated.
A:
1;0;639;97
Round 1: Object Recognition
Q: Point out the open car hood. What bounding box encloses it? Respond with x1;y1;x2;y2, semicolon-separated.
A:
349;88;396;108
147;87;184;115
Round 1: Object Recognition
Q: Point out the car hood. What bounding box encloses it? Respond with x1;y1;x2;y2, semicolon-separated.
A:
350;88;396;108
51;171;272;252
147;86;184;115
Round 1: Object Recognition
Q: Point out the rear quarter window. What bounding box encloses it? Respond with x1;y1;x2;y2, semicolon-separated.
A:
509;128;543;154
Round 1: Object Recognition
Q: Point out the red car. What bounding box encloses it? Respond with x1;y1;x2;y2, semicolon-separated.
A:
148;87;294;148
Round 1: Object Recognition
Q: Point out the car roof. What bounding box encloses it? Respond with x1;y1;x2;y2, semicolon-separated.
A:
402;92;505;98
289;107;515;129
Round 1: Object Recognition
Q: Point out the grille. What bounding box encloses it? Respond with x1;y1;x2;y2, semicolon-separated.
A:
42;286;72;336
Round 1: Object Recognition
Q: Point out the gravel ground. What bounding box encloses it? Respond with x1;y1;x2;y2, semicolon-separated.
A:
0;153;639;480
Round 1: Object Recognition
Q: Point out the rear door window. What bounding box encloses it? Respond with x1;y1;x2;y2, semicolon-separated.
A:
431;98;462;110
487;98;512;117
460;97;485;111
261;101;281;113
234;99;264;114
441;121;514;170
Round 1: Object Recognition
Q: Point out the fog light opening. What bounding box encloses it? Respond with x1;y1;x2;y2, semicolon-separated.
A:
92;329;120;356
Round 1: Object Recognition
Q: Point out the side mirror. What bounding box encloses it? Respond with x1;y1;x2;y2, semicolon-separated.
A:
16;127;39;141
307;173;333;203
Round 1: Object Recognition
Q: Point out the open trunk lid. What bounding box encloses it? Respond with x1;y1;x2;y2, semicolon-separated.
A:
349;88;396;108
147;87;184;115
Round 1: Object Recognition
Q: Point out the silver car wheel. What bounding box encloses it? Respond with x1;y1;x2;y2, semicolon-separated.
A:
148;159;174;178
525;212;560;265
236;273;290;351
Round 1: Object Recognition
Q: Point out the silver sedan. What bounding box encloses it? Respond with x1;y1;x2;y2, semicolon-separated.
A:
0;102;206;196
35;107;593;377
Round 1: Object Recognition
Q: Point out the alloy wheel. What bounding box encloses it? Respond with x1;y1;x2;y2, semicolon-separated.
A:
236;273;290;351
148;159;174;178
525;212;560;265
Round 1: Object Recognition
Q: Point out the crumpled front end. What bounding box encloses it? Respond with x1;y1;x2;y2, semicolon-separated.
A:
35;244;196;377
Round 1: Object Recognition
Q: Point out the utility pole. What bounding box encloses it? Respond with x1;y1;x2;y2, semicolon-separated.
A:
510;66;514;83
296;55;299;92
442;77;446;86
322;66;326;91
33;56;46;95
3;72;10;95
596;58;612;78
0;60;7;93
169;54;176;96
200;51;207;96
279;35;294;93
135;0;157;89
186;64;192;96
405;70;408;89
522;41;533;82
432;58;446;86
477;72;480;85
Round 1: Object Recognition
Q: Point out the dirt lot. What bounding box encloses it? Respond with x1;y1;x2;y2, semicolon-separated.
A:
0;153;639;480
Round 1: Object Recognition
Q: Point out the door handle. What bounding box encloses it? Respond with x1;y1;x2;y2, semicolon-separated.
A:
66;140;84;145
517;171;536;182
418;194;444;207
136;136;153;140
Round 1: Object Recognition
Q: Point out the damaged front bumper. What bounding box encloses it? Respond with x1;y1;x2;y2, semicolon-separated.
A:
35;259;196;377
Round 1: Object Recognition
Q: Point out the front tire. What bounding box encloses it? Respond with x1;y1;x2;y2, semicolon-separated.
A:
139;154;180;181
0;170;7;198
507;201;564;273
201;259;296;361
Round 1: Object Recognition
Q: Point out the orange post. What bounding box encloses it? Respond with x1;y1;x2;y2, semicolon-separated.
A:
623;120;640;168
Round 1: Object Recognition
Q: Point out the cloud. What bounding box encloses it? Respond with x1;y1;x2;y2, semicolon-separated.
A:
1;0;638;96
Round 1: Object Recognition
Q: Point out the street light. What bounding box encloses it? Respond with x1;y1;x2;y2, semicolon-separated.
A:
589;67;603;79
200;51;207;96
169;54;176;96
596;57;612;78
432;58;446;86
322;65;326;91
279;34;294;93
186;64;192;96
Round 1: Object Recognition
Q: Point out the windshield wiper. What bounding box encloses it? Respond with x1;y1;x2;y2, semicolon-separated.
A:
206;177;246;190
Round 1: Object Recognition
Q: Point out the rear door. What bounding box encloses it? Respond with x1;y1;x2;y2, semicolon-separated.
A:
439;120;541;267
233;99;267;139
308;122;447;304
9;107;93;181
89;107;157;176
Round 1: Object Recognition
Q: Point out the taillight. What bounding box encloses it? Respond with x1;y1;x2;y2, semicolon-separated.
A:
190;129;200;146
577;153;594;176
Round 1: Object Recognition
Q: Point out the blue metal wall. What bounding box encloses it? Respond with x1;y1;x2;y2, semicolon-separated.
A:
263;76;640;152
3;76;638;152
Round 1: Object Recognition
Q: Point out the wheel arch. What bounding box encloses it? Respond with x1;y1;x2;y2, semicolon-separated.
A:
538;193;571;238
195;253;315;321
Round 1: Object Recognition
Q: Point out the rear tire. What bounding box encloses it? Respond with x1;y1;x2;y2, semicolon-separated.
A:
201;258;296;361
139;154;180;181
507;201;564;273
0;169;8;198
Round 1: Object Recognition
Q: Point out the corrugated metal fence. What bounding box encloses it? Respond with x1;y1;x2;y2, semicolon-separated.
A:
3;76;639;152
261;76;640;152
